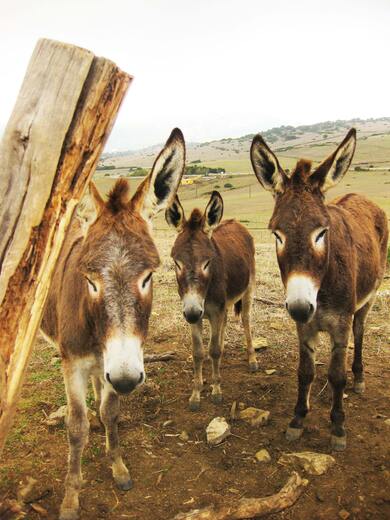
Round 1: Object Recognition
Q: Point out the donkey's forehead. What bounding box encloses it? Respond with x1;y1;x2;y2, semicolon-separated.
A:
270;189;328;230
84;229;160;272
172;229;213;259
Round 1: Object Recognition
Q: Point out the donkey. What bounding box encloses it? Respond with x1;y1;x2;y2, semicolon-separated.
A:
165;191;258;410
40;129;185;520
250;128;388;450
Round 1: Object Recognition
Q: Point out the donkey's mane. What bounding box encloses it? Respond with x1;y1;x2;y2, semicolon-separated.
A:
107;179;131;213
187;208;204;231
290;159;312;184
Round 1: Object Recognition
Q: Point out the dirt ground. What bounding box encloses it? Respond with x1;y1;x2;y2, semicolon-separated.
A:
1;231;389;520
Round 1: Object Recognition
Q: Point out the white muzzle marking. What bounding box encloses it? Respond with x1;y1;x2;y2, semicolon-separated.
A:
285;274;318;319
104;335;145;384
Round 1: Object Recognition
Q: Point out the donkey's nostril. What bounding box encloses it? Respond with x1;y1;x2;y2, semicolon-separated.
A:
138;372;144;384
106;373;111;384
309;303;314;314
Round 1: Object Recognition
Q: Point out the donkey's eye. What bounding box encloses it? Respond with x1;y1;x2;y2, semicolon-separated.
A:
142;272;153;288
315;228;328;243
86;277;99;295
202;260;211;272
273;231;283;245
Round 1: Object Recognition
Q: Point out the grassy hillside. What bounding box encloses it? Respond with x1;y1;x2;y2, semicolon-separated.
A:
98;117;390;174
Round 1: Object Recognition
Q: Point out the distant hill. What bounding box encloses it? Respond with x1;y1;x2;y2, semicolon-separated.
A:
99;117;390;174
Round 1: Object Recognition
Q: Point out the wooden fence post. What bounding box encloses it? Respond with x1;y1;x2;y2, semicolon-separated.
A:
0;39;132;453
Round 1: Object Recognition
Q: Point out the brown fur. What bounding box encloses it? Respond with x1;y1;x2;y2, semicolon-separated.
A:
40;128;186;520
251;128;389;450
166;192;258;409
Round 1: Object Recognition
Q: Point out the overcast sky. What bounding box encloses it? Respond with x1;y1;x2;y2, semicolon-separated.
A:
1;0;389;151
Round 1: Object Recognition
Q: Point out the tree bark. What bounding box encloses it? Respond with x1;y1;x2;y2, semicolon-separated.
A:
0;38;131;453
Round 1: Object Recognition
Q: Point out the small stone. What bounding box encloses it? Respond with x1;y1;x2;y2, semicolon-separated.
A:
253;337;268;350
228;488;240;494
270;321;283;330
339;509;350;520
278;451;336;475
44;405;67;426
239;407;270;427
384;419;390;427
44;405;100;430
17;476;38;503
255;449;271;463
206;417;231;445
179;430;189;442
265;369;276;375
238;402;245;410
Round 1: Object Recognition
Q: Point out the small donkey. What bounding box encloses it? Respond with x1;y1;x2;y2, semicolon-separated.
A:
40;129;185;520
166;191;258;410
250;128;388;450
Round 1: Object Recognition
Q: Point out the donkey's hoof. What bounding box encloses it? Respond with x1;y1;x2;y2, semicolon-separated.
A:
331;434;347;451
285;426;303;441
116;478;133;491
59;507;79;520
189;400;201;412
354;381;365;394
211;393;223;405
249;361;259;373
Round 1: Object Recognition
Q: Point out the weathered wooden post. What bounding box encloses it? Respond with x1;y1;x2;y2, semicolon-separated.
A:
0;38;131;453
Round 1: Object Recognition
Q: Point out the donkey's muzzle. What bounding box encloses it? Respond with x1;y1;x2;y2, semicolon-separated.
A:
183;308;203;324
107;372;144;394
286;301;315;323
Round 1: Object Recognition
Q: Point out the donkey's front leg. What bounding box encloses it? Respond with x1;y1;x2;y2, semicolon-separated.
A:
189;321;204;411
241;286;258;372
60;362;90;520
100;382;132;490
209;311;225;404
328;328;350;451
286;329;318;442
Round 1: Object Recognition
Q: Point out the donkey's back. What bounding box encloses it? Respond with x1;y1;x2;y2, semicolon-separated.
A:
328;193;388;305
212;219;255;302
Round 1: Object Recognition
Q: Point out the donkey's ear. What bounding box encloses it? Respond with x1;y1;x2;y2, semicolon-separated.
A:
310;128;356;192
165;195;185;232
131;128;185;221
76;182;105;235
204;191;223;234
250;135;287;195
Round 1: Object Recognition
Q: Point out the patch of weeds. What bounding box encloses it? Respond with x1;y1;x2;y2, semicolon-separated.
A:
29;369;53;383
90;445;102;458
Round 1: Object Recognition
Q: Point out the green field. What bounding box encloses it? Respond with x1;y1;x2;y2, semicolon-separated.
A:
95;168;390;245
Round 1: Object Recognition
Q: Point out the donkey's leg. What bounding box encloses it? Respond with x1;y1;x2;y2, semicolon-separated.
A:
286;328;318;441
328;321;351;451
352;296;375;394
91;375;102;415
241;284;258;372
209;311;225;404
60;361;90;520
100;381;132;490
189;321;204;411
